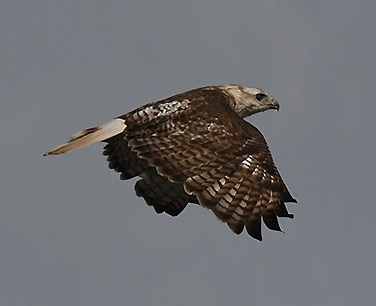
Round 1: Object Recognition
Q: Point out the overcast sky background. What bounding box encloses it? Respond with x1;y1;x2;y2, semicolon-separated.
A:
1;1;375;305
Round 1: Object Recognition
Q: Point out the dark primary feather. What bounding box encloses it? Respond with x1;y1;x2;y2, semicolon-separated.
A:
103;87;296;240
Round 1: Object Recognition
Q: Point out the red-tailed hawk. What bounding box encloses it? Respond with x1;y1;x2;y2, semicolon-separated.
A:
45;85;296;240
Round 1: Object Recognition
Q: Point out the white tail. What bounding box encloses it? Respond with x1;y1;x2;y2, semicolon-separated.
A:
44;118;126;156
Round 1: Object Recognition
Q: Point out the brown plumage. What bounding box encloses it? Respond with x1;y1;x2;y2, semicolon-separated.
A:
45;85;297;240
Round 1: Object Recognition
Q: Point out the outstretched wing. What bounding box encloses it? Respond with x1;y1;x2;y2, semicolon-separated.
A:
115;93;296;240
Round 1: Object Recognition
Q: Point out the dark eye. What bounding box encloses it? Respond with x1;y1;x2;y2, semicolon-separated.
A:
255;93;267;101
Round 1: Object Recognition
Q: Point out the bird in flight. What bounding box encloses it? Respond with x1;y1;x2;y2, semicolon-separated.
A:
45;84;296;240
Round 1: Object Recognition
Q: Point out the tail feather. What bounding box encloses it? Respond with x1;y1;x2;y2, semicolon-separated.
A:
44;118;126;156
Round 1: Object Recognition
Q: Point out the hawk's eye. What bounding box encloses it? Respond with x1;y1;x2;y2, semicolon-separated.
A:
255;93;267;101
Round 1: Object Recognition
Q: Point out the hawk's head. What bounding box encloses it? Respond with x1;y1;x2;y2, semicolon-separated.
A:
219;84;279;118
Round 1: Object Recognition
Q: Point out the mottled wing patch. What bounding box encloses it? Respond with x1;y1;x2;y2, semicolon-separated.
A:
120;98;192;126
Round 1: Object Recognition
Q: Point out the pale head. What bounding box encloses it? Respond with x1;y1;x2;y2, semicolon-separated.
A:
219;84;279;118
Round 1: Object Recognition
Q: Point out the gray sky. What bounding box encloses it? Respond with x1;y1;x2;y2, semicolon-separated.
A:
1;1;375;305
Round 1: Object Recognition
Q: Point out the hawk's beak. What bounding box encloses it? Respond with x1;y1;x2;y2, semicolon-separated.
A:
270;99;279;111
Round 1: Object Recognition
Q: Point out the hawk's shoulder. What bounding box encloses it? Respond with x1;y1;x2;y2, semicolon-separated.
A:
118;86;234;127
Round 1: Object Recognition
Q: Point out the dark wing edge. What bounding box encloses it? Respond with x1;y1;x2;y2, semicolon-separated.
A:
190;144;296;241
103;135;197;217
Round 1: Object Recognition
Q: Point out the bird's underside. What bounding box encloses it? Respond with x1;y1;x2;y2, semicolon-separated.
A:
45;85;297;240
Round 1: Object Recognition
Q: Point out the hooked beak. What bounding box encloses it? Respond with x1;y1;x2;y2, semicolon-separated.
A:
270;98;279;111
